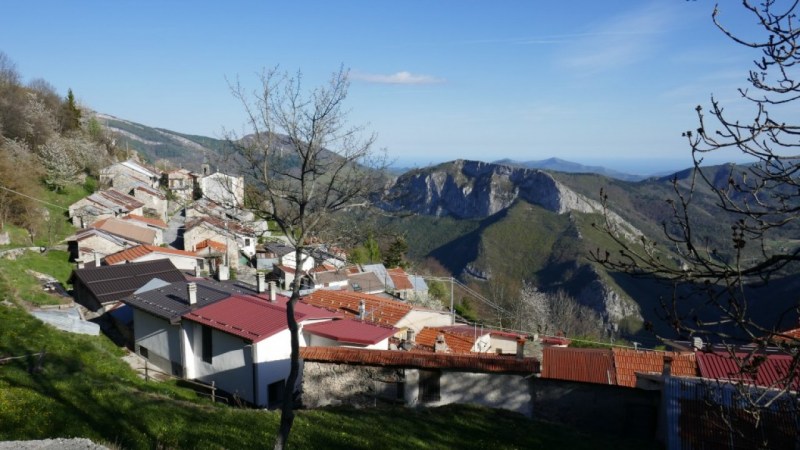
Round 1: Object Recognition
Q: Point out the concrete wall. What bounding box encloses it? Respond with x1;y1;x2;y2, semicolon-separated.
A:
530;378;659;439
188;321;255;404
133;309;182;375
491;335;519;354
398;309;453;332
200;173;244;207
78;235;125;259
132;190;167;222
305;334;390;350
133;253;200;272
404;369;533;417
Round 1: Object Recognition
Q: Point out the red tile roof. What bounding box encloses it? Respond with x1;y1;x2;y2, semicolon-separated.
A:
541;347;616;385
612;348;697;388
696;351;800;390
301;290;412;327
183;294;300;343
303;319;397;346
103;244;200;266
121;214;168;229
300;346;539;374
194;239;227;252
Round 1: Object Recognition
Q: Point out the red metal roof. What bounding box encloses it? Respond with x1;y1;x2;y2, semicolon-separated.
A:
303;319;397;346
104;244;199;265
541;347;617;385
696;351;799;390
386;267;414;290
301;290;412;327
183;294;302;343
300;346;539;374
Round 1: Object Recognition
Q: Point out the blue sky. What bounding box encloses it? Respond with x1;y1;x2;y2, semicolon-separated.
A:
0;1;770;174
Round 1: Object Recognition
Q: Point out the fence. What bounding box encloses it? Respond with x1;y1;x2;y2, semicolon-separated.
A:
137;360;229;404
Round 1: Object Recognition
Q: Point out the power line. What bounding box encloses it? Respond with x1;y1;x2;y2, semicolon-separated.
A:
0;184;70;211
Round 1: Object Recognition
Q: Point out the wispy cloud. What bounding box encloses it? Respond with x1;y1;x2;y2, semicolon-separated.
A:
352;71;445;85
558;3;676;73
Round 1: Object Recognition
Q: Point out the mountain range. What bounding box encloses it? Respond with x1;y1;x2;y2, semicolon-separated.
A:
97;116;799;341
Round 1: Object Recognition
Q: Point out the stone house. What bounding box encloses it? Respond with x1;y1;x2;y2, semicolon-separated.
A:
99;159;160;191
68;189;145;228
299;346;538;416
103;244;204;272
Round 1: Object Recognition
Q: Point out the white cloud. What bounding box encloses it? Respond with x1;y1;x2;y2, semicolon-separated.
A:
352;71;445;85
558;3;676;73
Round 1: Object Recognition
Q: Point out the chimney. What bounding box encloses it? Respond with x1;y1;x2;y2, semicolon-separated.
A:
94;252;101;267
194;264;201;278
406;328;415;344
217;264;229;281
662;355;673;377
187;282;197;305
434;333;449;353
516;337;526;360
257;272;266;293
77;260;85;270
269;281;277;302
358;300;366;320
692;337;704;351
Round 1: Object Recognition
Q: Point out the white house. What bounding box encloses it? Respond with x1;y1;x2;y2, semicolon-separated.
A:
199;172;244;208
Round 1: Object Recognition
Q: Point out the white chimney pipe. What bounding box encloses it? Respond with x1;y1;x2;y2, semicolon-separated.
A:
187;282;197;305
77;260;85;270
358;300;366;320
94;252;101;267
257;272;266;294
269;281;276;302
194;264;201;278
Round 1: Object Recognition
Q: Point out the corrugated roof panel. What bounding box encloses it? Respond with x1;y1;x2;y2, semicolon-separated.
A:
541;347;616;385
697;351;799;390
303;319;396;345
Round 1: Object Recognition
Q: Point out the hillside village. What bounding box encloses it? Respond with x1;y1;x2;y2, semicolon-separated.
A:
1;156;792;449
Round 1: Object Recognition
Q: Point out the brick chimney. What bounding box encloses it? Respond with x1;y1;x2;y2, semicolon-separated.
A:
269;281;277;302
257;272;266;294
516;337;526;360
187;282;197;305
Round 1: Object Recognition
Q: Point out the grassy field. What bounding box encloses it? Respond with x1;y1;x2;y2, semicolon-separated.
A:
0;251;655;449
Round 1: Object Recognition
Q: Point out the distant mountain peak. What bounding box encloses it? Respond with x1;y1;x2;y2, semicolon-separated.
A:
494;157;645;182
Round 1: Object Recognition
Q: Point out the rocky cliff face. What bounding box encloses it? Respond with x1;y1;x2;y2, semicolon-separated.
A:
387;160;641;239
387;160;594;218
387;159;645;332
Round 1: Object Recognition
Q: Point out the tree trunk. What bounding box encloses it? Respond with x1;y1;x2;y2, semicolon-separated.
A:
273;289;301;449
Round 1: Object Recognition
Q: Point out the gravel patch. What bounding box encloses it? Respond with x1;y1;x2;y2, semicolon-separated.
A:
0;438;110;450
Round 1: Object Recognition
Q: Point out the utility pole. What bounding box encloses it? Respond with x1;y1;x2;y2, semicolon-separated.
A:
450;276;455;325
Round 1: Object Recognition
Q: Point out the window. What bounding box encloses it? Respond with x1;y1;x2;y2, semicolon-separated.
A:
202;326;213;363
419;370;441;403
268;380;285;409
138;345;149;358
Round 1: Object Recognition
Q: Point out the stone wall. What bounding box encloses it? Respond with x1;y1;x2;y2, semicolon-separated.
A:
300;361;404;408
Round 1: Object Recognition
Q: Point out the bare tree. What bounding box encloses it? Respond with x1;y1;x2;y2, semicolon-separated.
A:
225;66;386;449
591;0;800;435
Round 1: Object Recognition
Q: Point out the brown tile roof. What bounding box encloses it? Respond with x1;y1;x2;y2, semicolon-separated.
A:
415;326;477;353
98;189;145;210
134;185;166;200
122;214;167;229
103;244;200;265
186;216;254;236
300;346;539;374
301;290;412;327
90;217;157;244
541;347;617;385
386;267;414;290
612;348;697;388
